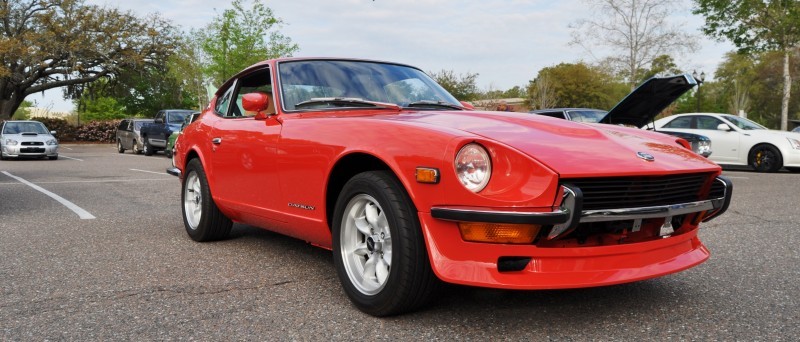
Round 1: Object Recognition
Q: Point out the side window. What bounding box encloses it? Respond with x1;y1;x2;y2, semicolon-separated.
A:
215;84;236;117
663;116;693;129
231;68;273;117
696;116;724;130
118;120;127;130
539;111;566;119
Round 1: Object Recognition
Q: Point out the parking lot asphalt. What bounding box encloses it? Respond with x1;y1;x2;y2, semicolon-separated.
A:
1;144;798;340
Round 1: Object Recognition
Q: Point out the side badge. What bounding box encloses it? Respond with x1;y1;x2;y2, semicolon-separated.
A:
637;152;655;162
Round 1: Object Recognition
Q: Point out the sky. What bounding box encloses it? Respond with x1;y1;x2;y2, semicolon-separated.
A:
31;0;734;112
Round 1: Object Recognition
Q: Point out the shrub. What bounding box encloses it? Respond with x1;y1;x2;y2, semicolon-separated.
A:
2;117;120;143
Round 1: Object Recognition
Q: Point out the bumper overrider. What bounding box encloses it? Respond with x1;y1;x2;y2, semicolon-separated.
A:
425;176;733;289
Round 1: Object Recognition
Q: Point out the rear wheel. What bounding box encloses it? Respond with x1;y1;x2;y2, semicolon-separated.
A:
332;171;438;316
132;140;141;154
749;144;782;173
182;158;232;241
117;140;125;153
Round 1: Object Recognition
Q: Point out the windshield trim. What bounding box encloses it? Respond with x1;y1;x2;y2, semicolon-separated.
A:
721;114;766;130
276;59;457;114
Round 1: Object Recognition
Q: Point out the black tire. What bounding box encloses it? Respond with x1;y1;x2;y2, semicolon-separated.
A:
48;155;58;160
332;171;438;316
132;140;141;154
117;140;125;153
749;144;782;173
143;138;154;156
181;158;232;241
165;148;173;159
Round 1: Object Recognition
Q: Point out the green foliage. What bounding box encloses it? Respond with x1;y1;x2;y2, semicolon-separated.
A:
169;31;209;110
75;96;127;121
693;0;800;53
532;63;629;109
13;100;34;120
428;70;480;101
200;0;299;86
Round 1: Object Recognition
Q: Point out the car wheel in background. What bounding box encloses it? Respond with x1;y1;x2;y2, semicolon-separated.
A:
332;171;438;317
132;140;141;154
749;144;782;173
143;138;154;156
49;155;58;160
181;158;232;241
117;140;125;153
165;148;173;159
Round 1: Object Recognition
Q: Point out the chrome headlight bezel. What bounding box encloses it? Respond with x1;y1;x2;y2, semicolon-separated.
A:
454;143;492;193
46;139;58;146
4;139;18;146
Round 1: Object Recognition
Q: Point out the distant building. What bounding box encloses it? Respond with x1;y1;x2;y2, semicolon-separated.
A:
28;107;72;119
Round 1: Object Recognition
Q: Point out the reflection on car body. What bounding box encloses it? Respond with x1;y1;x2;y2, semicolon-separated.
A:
168;58;732;316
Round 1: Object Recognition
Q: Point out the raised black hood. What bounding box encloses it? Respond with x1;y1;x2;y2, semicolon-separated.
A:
599;74;697;128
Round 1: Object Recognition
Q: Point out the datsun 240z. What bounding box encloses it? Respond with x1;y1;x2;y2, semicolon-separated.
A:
167;58;732;316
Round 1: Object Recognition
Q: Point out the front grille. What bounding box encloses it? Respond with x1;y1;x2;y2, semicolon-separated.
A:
709;178;726;199
21;141;44;146
563;173;712;210
21;147;46;153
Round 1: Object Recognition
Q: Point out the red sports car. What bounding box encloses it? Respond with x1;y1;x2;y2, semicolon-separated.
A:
168;58;732;316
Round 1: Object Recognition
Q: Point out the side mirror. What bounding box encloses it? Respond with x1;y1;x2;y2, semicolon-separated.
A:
155;118;164;124
717;123;732;131
459;101;475;110
242;92;271;120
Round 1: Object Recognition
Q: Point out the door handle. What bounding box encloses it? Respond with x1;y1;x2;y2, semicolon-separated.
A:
212;138;222;145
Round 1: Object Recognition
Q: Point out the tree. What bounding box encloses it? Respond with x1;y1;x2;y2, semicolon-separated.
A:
694;0;800;131
428;69;480;101
526;74;559;110
571;0;698;89
531;63;629;109
13;100;34;120
75;96;126;121
714;52;758;117
199;0;299;86
0;0;178;120
169;31;210;110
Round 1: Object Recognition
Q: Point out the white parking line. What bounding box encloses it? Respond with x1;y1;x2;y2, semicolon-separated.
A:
59;155;83;161
1;171;96;219
130;168;169;176
0;178;172;185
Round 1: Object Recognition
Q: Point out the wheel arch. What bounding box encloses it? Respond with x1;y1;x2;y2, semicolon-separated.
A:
326;152;411;230
747;142;783;163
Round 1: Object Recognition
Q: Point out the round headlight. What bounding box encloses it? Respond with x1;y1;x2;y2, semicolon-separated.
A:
455;143;492;192
46;139;58;146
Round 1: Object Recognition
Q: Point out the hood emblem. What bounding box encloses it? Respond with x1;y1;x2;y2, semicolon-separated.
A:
637;152;655;162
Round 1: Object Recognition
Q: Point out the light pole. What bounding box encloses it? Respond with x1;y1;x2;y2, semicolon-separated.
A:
693;70;706;112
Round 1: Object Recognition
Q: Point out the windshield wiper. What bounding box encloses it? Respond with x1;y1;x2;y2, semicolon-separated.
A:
405;100;466;110
294;97;401;111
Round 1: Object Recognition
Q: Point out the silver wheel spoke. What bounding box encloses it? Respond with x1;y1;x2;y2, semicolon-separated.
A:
354;216;371;236
362;256;377;283
353;242;369;256
376;258;389;284
365;203;380;227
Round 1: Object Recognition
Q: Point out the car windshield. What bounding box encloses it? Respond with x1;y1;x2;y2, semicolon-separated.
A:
168;111;192;124
2;122;48;134
133;121;151;130
278;60;461;111
567;110;608;123
722;115;765;130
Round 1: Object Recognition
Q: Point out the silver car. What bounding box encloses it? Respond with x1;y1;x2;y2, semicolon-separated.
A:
116;119;154;154
1;120;59;160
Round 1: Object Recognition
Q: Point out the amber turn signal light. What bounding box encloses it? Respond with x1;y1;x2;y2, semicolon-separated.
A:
458;222;540;244
415;167;440;184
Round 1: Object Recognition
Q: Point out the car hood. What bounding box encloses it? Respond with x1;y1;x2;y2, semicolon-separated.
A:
744;129;800;139
1;133;55;142
599;74;697;128
386;111;719;178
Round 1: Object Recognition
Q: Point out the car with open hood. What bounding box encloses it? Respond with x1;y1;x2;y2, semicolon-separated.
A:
652;113;800;172
1;120;59;160
167;58;732;316
530;75;712;157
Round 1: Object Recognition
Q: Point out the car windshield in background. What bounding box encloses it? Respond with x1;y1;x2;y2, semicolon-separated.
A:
2;122;48;134
723;115;766;130
133;121;150;130
278;60;460;111
568;110;607;123
168;111;192;124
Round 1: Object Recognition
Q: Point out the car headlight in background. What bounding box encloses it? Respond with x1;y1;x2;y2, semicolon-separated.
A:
4;139;18;146
787;137;800;150
46;139;58;146
455;143;492;192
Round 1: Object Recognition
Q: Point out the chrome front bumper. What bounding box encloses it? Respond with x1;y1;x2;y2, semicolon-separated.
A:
431;176;733;236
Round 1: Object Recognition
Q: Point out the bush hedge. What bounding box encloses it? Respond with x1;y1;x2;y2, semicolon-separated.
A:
1;118;120;143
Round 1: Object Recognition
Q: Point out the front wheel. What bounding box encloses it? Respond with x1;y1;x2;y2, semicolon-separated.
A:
117;140;125;153
181;158;232;241
749;144;782;172
332;171;438;316
143;138;154;156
